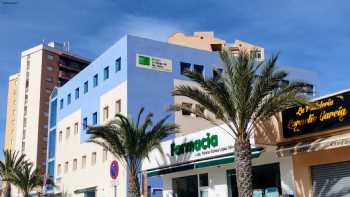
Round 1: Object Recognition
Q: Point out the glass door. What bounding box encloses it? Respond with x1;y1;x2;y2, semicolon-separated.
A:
199;173;209;197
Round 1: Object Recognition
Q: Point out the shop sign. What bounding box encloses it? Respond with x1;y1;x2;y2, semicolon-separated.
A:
282;91;350;138
171;133;218;156
142;125;238;171
136;54;172;72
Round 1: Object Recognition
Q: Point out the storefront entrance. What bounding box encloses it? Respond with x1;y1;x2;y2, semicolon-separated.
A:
172;173;209;197
311;161;350;197
227;163;281;196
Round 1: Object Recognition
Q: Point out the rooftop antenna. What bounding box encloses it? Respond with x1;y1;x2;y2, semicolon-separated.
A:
67;41;70;52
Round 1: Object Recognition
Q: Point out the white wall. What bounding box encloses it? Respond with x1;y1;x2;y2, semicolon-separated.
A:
278;156;296;195
14;49;43;167
54;82;128;197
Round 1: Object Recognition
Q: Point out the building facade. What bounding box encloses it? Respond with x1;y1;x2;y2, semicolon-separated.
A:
4;73;20;151
46;33;316;197
8;42;90;174
277;89;350;197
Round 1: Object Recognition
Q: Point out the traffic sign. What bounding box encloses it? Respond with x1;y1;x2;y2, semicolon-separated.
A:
110;160;119;180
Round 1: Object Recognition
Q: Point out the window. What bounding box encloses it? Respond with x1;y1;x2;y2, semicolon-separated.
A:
73;159;77;171
48;54;54;60
67;94;71;105
74;122;79;135
57;164;62;176
82;156;86;168
195;104;205;117
103;106;109;121
66;127;70;139
92;112;97;125
21;142;25;152
213;68;223;80
115;57;121;72
91;152;97;166
47;77;54;83
115;100;121;115
60;99;64;109
93;74;98;87
47;66;53;71
102;148;108;162
181;103;192;116
75;88;79;100
59;131;63;143
83;118;88;130
64;162;68;173
104;66;109;80
84;81;88;94
180;62;191;75
199;173;209;187
193;64;204;75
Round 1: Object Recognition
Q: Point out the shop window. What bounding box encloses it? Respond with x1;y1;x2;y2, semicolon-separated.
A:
199;173;208;187
104;66;109;80
227;163;281;197
181;103;192;116
93;74;98;87
115;57;121;72
172;175;198;197
180;62;191;75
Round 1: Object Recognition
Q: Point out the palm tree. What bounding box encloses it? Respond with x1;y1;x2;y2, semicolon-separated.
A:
87;108;178;197
171;50;311;197
6;163;44;197
0;150;27;197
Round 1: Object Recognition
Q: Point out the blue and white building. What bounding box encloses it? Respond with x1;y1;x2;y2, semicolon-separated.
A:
46;34;317;197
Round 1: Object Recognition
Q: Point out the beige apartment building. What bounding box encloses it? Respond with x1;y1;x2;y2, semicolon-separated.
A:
4;42;90;174
168;31;265;60
4;73;20;151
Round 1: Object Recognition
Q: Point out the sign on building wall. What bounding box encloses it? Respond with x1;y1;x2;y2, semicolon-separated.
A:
136;54;172;72
282;91;350;138
142;125;239;171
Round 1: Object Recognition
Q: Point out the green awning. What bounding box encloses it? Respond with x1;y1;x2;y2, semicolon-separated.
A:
146;147;263;177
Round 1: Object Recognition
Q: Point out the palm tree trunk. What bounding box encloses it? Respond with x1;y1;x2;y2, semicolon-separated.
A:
234;139;253;197
128;169;140;197
3;182;11;197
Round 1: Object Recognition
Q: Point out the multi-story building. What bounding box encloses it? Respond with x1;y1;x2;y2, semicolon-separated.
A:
9;42;90;174
45;33;316;197
4;73;20;151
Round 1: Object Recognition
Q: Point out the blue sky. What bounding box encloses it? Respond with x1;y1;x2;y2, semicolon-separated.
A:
0;0;349;153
